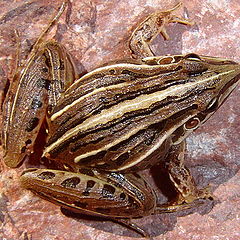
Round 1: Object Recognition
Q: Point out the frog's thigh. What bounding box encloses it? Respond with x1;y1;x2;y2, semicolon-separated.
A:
20;168;156;236
20;168;156;217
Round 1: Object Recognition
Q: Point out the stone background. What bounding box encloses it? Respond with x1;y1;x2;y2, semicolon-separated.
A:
0;0;239;239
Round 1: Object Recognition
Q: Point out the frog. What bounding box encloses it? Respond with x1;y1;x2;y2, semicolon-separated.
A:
1;1;240;237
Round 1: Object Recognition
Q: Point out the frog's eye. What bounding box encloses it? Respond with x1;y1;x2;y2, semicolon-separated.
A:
184;53;202;61
184;117;200;130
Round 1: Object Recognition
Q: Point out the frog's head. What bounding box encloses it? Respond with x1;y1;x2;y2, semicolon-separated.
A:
147;54;240;144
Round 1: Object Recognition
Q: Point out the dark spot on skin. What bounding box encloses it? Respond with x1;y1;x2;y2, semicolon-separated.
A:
74;201;88;209
82;180;96;196
42;67;48;73
31;98;43;109
25;139;32;145
61;177;80;188
119;193;126;200
37;171;55;180
21;146;26;153
36;78;51;90
102;184;116;198
87;180;95;189
109;69;115;74
25;117;39;132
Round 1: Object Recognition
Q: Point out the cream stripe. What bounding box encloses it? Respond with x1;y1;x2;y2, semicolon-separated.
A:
51;82;128;121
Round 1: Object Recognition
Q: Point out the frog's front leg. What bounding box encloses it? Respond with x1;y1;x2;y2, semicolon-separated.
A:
20;168;157;237
156;141;213;213
129;2;193;58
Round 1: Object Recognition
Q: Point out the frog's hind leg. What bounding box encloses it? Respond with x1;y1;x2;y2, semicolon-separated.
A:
155;141;213;213
20;168;156;237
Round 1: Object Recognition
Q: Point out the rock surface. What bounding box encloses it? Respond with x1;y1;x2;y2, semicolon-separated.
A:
0;0;239;239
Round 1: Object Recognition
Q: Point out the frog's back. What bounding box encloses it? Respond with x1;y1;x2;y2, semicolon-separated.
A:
44;60;201;172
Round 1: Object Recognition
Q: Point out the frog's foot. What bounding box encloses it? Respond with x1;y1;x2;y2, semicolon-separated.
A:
179;184;214;204
155;185;214;213
129;2;194;58
159;2;194;40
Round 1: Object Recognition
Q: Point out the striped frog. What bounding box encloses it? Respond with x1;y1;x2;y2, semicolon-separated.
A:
2;2;240;237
